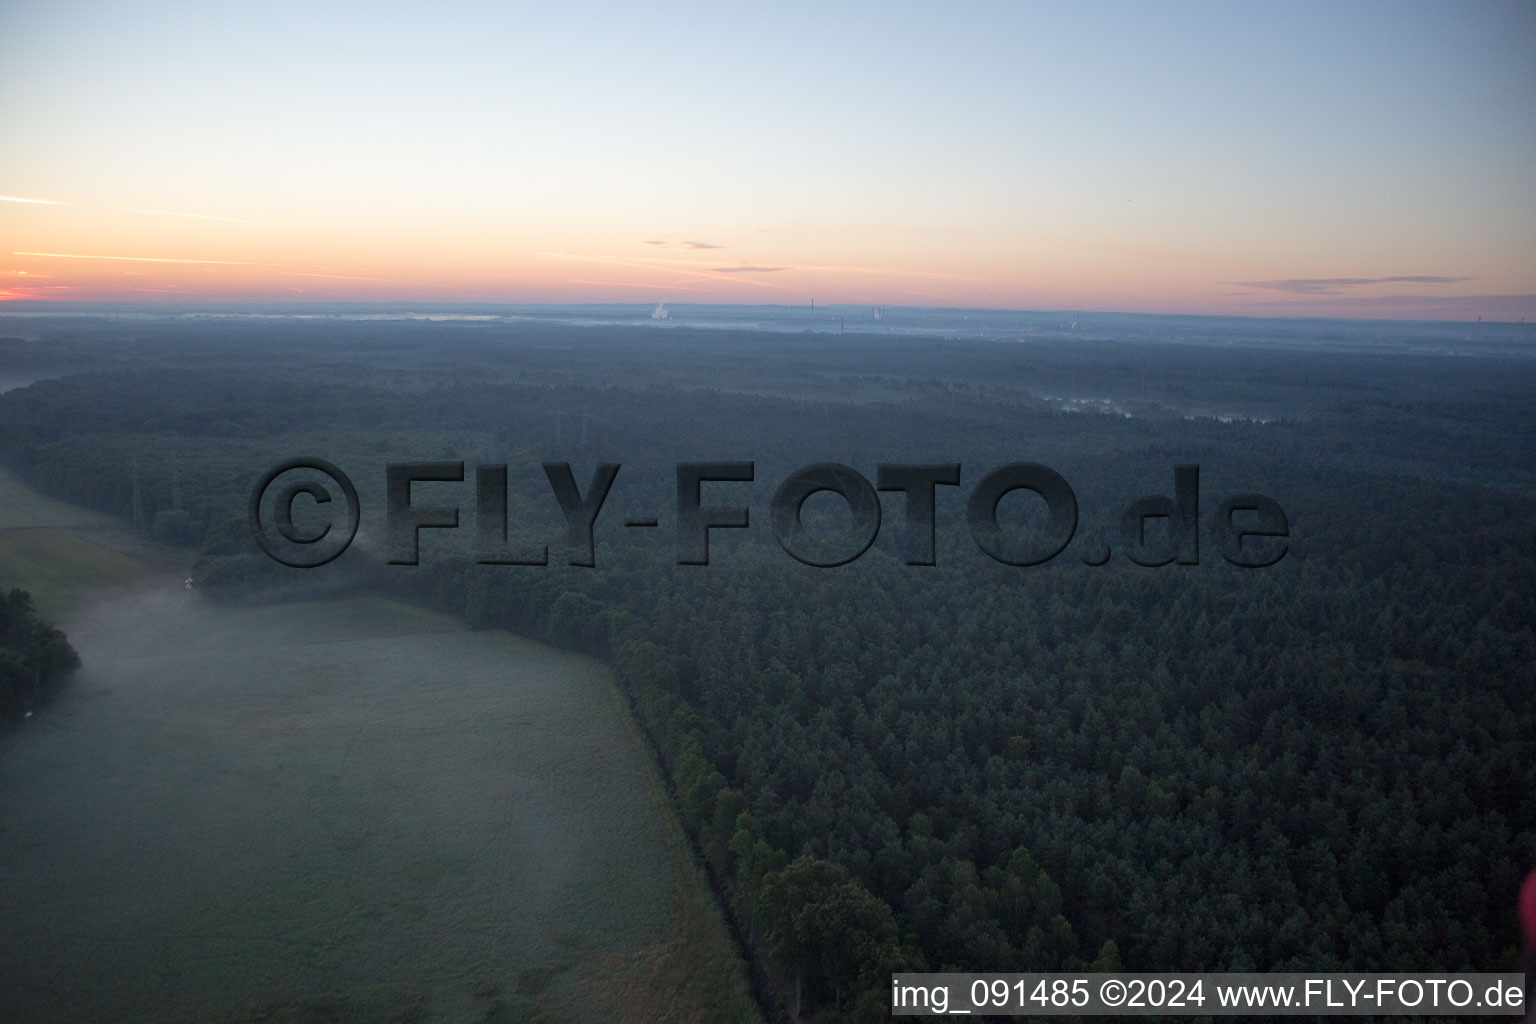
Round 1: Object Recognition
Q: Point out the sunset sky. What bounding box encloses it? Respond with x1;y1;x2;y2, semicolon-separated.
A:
3;0;1533;318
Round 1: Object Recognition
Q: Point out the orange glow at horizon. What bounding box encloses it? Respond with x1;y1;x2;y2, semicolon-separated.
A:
0;211;1367;312
1;157;1531;319
2;2;1531;321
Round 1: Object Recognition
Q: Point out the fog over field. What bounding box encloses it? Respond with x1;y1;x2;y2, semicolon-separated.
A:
0;586;736;1023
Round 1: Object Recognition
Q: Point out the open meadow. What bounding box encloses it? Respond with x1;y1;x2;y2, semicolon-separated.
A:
0;467;176;621
0;472;755;1024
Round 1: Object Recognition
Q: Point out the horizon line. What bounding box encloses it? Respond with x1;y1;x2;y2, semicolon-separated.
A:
0;298;1529;327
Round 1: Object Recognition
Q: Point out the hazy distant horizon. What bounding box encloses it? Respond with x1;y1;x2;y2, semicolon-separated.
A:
1;298;1532;328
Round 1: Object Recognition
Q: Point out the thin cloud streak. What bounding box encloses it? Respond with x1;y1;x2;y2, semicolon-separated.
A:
1305;291;1536;308
1232;275;1474;295
567;278;709;292
286;271;413;284
0;194;62;205
14;250;259;266
794;262;999;283
539;252;723;283
140;209;299;228
546;251;995;286
536;251;786;288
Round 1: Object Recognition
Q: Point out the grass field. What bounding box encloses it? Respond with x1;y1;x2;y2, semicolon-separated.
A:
0;467;186;619
0;470;758;1023
0;469;120;530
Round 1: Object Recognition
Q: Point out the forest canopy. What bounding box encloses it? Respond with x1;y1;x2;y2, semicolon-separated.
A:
0;587;79;722
1;317;1531;1020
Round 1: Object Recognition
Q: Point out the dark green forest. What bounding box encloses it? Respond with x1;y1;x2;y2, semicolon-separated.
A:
1;317;1532;1021
0;588;79;722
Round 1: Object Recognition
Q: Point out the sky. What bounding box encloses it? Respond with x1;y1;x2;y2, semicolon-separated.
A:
2;0;1533;319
